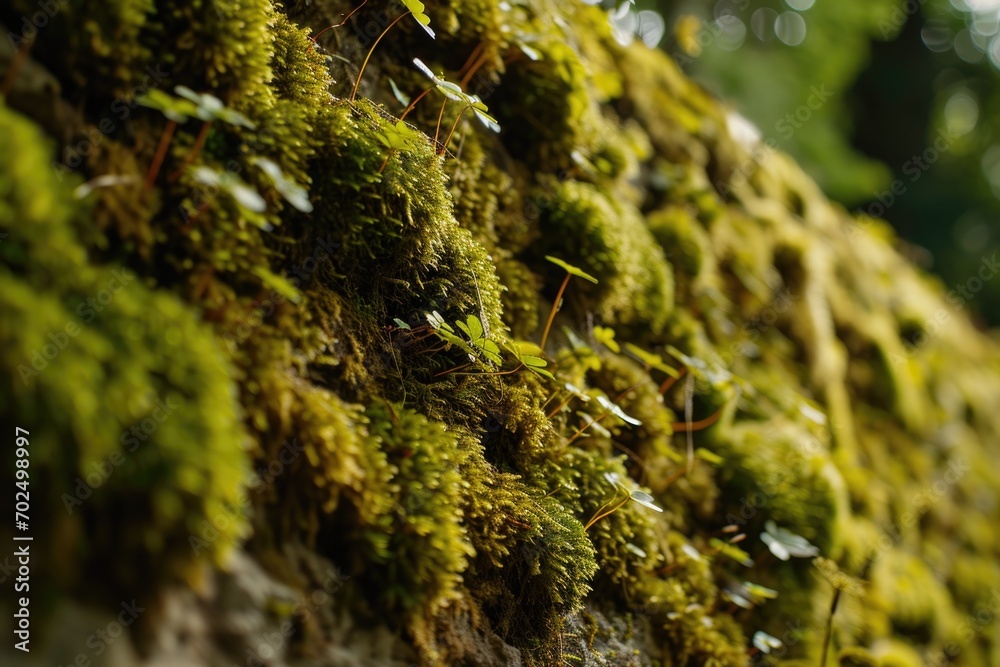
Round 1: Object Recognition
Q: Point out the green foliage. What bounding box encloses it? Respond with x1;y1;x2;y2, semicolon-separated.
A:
361;402;474;613
535;180;675;336
8;1;1000;666
0;103;249;593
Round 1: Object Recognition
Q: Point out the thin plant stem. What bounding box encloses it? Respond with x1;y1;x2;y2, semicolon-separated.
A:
584;493;629;531
350;11;410;102
566;383;640;446
684;374;695;471
670;405;726;432
433;362;473;377
566;410;610;446
547;396;573;418
399;87;431;121
460;49;489;87
540;273;571;350
819;588;841;667
144;120;178;191
432;97;447;148
446;363;523;378
311;0;369;44
169;121;211;181
378;149;394;173
458;41;485;80
440;106;471;155
659;366;687;395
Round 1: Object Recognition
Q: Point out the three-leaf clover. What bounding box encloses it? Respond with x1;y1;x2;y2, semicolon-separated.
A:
545;255;599;283
760;520;820;561
254;157;313;213
593;325;620;353
507;341;555;379
585;471;663;531
752;631;783;654
401;0;435;38
174;85;255;128
455;314;501;366
412;58;501;133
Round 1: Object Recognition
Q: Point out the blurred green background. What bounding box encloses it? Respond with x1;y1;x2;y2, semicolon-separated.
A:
593;0;1000;326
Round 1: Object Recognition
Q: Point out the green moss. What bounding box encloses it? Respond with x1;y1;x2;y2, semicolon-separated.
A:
7;1;1000;665
0;102;248;594
533;179;674;337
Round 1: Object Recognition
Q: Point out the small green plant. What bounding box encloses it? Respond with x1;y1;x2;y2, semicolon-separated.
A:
540;256;598;350
373;116;425;172
566;393;641;445
752;631;784;656
424;312;555;380
592;325;620;353
169;86;254;180
426;311;500;374
137;89;197;191
350;1;435;102
137;86;254;190
506;341;555;380
760;520;820;561
546;382;590;418
189;166;268;227
583;471;662;531
251;157;313;213
411;58;499;155
722;580;778;609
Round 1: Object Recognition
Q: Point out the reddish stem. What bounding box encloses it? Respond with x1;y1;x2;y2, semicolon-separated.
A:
169;121;211;181
144;120;177;191
540;273;571;351
350;12;410;102
311;0;370;44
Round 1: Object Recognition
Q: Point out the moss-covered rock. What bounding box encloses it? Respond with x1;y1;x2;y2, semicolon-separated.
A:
2;1;1000;666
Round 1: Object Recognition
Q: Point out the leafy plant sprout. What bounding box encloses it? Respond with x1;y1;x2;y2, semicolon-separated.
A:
760;520;820;562
395;43;488;124
411;58;500;155
425;311;554;380
583;471;662;531
137;87;254;190
137;89;197;191
566;393;642;446
540;256;598;351
168;86;254;181
546;382;590;418
350;1;435;102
